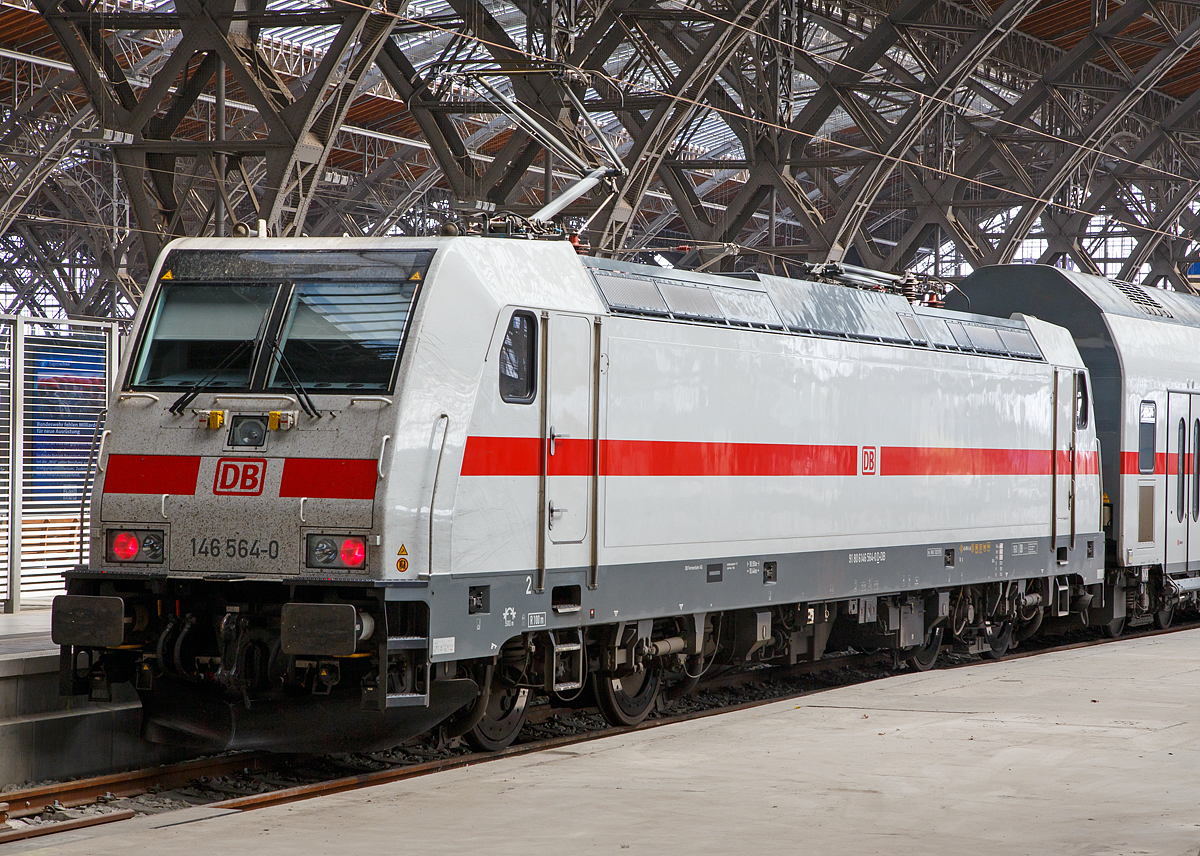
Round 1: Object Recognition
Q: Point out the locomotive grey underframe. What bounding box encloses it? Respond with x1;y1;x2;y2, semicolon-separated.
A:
64;531;1101;666
422;535;1103;661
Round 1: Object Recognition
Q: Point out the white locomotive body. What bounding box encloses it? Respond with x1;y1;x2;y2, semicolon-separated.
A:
52;238;1110;751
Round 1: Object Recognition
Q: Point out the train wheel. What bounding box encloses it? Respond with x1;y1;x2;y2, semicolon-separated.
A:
905;625;943;672
1154;603;1175;630
981;620;1013;660
593;668;662;727
1102;617;1125;638
463;686;530;752
950;592;971;639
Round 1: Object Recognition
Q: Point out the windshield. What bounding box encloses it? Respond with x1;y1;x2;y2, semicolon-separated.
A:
128;249;433;394
131;283;275;388
268;282;415;391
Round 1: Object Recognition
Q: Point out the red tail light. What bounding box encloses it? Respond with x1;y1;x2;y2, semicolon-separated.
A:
112;532;140;561
340;537;365;567
304;533;369;570
106;529;165;563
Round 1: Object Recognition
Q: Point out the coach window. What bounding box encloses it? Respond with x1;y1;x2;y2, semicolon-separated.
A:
1139;401;1156;474
1075;372;1089;429
499;311;536;403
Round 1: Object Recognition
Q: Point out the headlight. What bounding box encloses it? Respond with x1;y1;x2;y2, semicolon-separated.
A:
106;529;166;564
311;537;338;565
140;532;164;562
305;534;367;570
229;415;268;447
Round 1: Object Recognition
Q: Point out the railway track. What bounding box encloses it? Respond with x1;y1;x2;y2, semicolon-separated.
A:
1;622;1192;844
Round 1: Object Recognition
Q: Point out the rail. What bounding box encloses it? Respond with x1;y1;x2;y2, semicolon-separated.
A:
5;619;1197;841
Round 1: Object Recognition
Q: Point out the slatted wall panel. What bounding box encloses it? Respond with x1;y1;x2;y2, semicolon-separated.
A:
12;319;115;604
0;322;13;604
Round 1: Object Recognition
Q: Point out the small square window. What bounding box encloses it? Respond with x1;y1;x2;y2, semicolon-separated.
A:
1139;400;1156;474
499;311;536;404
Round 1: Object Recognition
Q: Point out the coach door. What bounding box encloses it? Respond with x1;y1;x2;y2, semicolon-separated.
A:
1188;401;1200;572
540;313;596;581
1166;392;1192;573
1052;368;1075;547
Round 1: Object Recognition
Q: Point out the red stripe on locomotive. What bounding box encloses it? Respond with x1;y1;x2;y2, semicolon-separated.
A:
881;447;1051;476
279;458;377;499
602;439;857;477
461;436;542;476
103;454;201;495
462;437;858;477
462;437;1086;478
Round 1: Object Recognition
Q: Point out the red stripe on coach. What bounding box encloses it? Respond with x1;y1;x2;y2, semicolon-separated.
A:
1120;451;1167;475
279;458;377;499
880;447;1052;476
103;454;201;495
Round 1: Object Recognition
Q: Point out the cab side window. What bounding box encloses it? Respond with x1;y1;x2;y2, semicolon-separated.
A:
1139;400;1157;474
1075;372;1089;430
499;311;536;404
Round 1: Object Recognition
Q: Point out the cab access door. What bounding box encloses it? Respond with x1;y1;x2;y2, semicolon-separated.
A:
540;313;596;588
1052;368;1076;549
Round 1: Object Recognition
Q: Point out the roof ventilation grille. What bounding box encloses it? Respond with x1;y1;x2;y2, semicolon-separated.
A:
1112;280;1173;318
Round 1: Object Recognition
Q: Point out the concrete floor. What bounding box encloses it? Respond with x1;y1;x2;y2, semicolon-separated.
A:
0;607;52;654
19;629;1200;856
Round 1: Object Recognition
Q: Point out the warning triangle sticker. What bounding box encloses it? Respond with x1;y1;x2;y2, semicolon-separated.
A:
161;270;173;280
408;271;421;280
397;545;408;556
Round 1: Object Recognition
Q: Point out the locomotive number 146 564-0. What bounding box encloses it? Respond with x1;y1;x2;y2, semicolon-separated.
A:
190;537;280;559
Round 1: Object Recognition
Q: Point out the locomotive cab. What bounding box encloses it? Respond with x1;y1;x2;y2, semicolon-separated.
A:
52;239;481;750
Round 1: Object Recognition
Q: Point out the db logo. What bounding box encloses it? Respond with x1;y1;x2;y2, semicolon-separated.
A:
861;446;877;476
213;458;267;496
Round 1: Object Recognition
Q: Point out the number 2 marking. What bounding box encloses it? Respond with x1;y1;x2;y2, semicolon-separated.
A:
525;576;533;595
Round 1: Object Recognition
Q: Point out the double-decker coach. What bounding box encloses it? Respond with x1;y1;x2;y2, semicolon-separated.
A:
953;264;1200;634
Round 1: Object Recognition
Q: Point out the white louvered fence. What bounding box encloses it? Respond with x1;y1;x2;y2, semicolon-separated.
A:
0;316;121;611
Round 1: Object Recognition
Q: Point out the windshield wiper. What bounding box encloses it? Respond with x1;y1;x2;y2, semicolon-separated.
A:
168;339;253;415
168;314;270;415
267;339;321;419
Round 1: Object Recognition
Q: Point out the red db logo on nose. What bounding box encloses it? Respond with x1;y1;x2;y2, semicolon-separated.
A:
213;458;267;496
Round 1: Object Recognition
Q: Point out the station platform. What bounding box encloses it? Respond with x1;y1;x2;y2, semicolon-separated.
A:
21;627;1200;855
0;607;54;658
0;607;182;785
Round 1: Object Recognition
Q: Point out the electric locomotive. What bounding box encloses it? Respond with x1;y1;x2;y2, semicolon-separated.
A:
52;237;1112;752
